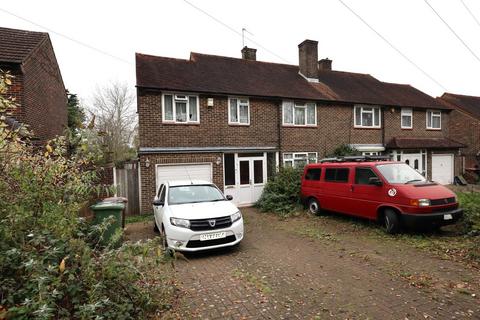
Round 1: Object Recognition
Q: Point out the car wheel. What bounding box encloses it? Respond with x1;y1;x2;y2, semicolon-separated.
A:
308;198;322;215
383;209;400;234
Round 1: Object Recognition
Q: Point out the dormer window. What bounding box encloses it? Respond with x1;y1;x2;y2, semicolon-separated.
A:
354;105;381;128
282;101;316;126
162;93;199;123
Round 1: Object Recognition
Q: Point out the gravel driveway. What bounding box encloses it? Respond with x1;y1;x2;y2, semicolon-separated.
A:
125;208;479;319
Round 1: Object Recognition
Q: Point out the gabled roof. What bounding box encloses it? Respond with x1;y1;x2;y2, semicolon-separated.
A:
439;93;480;119
386;137;465;149
0;27;48;64
136;51;447;109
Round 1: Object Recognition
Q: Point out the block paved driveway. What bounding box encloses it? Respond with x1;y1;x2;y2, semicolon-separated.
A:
127;208;479;319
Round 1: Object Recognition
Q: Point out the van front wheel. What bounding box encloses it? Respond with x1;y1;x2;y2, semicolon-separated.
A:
383;209;400;234
308;198;322;216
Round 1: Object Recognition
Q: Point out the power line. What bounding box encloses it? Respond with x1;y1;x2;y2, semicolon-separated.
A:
0;7;132;65
182;0;291;64
460;0;480;29
336;0;447;91
423;0;480;64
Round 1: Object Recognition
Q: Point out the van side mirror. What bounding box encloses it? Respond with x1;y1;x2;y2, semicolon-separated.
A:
369;177;383;186
226;195;233;201
152;199;164;206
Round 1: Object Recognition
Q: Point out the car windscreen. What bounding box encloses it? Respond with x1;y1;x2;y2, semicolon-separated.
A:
376;163;427;184
168;185;225;205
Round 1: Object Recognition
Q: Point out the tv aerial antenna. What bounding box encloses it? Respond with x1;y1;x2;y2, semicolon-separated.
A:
242;28;253;47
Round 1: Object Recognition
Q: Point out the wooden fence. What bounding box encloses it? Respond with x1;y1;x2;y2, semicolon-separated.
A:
114;162;140;216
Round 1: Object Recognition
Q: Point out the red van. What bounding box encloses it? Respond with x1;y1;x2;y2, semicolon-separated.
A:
300;156;463;233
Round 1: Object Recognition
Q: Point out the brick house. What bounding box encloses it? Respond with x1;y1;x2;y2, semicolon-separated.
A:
0;27;67;143
136;39;463;213
439;93;480;170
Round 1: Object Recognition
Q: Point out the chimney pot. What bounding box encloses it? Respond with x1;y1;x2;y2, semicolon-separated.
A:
318;58;332;71
241;46;257;60
298;39;318;80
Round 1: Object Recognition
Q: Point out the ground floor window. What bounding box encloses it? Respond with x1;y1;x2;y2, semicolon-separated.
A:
283;152;317;168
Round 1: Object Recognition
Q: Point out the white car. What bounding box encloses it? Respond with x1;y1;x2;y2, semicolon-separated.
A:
152;180;244;252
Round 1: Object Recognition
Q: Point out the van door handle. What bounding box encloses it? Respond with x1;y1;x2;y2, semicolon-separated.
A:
350;185;354;192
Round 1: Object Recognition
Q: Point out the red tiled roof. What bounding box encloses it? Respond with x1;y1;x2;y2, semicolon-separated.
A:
439;93;480;118
136;52;447;109
386;137;465;149
0;27;48;64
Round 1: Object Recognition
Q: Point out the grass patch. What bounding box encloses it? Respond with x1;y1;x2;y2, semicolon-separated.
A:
232;269;272;294
126;213;153;224
294;226;338;242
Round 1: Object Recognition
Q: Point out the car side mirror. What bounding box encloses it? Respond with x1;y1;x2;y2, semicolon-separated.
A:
152;199;164;206
369;177;383;186
226;195;233;201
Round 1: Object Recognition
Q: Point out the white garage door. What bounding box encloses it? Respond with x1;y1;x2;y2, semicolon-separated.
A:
432;154;454;185
156;163;212;191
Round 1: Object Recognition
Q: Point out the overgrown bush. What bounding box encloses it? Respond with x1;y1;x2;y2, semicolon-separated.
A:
0;71;174;319
256;167;303;216
328;144;360;157
457;192;480;235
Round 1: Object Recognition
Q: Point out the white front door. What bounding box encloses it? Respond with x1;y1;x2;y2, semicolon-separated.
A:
401;153;423;176
432;154;454;185
224;153;267;206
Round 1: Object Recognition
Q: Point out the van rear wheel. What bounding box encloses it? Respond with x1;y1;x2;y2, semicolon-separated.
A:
383;209;400;234
308;198;322;215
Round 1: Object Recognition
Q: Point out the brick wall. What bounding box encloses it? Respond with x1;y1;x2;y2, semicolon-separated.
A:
1;63;26;123
449;109;479;168
138;89;279;149
22;38;67;143
138;153;223;214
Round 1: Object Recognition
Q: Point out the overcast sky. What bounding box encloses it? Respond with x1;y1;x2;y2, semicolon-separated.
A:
1;0;480;104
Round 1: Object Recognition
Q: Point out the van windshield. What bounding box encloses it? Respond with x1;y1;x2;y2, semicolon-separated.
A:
168;185;225;205
376;163;427;184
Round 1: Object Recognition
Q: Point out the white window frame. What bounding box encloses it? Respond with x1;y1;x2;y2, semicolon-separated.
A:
401;108;413;129
228;97;250;125
283;152;318;168
162;93;200;124
362;151;380;156
282;101;317;126
354;105;381;128
426;110;441;130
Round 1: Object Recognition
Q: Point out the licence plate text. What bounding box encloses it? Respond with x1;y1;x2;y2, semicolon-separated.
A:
200;232;226;241
444;214;453;220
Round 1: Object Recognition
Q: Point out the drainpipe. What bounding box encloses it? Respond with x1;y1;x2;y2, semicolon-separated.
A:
277;99;282;168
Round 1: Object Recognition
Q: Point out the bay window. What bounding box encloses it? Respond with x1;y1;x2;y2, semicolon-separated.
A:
354;105;381;128
162;93;199;123
282;101;316;126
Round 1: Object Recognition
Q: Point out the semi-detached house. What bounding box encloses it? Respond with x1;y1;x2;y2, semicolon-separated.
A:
136;39;464;214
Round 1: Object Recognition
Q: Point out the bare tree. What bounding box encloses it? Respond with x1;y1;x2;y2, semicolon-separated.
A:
90;82;137;164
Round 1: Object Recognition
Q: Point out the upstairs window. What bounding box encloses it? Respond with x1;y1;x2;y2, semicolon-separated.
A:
426;110;441;129
401;108;413;129
229;98;250;125
354;105;381;128
282;101;316;126
162;93;199;123
283;152;317;168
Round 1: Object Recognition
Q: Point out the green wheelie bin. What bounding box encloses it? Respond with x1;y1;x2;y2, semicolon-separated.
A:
90;201;125;245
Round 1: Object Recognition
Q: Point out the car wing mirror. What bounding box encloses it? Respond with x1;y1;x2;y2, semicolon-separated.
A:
152;199;164;206
226;195;233;201
369;177;383;186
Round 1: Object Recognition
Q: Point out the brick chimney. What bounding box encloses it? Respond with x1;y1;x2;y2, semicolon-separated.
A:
298;39;318;80
318;58;332;71
241;46;257;60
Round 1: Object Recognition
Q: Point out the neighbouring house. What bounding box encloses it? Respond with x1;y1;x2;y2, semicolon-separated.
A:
136;39;464;213
0;26;67;143
438;93;480;173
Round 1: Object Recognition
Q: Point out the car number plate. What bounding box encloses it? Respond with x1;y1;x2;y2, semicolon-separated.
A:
444;214;453;220
200;232;226;241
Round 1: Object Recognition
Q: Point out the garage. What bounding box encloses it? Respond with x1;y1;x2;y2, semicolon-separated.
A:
432;154;454;185
155;163;212;191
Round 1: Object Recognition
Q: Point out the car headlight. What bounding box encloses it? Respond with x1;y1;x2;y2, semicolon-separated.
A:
410;199;430;207
170;217;190;228
231;211;242;223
